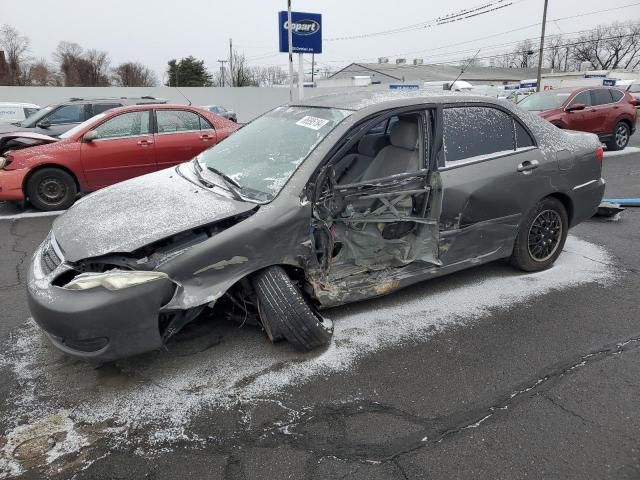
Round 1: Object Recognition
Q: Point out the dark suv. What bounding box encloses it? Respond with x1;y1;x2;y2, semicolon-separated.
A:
0;96;167;138
518;87;637;150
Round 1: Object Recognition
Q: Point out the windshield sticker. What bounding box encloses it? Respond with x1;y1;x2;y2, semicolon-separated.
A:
296;116;330;130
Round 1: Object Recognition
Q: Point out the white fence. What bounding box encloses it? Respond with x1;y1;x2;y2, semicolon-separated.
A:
0;86;375;123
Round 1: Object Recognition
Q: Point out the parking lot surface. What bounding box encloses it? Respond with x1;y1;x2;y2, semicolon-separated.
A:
1;141;639;479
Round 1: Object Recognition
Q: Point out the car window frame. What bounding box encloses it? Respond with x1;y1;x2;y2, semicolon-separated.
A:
590;88;614;107
43;103;88;126
91;110;152;142
91;102;123;116
566;90;592;109
309;105;436;202
438;103;538;171
154;108;203;135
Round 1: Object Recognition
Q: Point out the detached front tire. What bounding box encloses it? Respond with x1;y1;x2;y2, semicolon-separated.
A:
26;167;77;211
510;197;568;272
252;266;333;351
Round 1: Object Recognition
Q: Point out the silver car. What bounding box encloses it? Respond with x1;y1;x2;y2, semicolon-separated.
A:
201;105;237;122
27;91;605;362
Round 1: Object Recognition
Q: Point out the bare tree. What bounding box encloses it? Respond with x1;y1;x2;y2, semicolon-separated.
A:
25;58;57;86
112;62;157;86
84;49;111;86
54;42;111;86
228;49;258;86
545;34;566;71
0;24;30;85
572;21;640;70
511;39;538;69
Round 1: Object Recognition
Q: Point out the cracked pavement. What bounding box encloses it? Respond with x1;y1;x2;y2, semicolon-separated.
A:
1;145;640;479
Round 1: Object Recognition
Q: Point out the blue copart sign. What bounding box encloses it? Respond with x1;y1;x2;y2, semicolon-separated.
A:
279;11;322;54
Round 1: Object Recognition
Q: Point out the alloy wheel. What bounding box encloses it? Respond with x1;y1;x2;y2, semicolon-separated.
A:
527;209;563;262
615;124;629;149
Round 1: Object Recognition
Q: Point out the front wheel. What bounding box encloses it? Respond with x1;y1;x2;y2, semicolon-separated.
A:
26;167;78;211
606;122;630;151
510;197;568;272
252;266;333;351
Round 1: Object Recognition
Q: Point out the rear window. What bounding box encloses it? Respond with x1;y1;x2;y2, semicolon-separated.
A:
443;106;515;163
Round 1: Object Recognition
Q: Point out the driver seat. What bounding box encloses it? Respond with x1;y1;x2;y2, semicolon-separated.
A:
360;118;420;182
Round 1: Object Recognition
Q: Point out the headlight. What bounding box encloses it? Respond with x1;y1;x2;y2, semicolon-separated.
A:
63;270;169;291
0;156;7;169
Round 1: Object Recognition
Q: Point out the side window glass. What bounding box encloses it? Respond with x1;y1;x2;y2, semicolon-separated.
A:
568;91;592;107
47;104;84;125
156;110;201;133
610;89;624;102
591;89;613;106
629;84;640;93
95;111;150;139
92;103;122;115
443;107;515;163
515;121;535;149
199;116;214;130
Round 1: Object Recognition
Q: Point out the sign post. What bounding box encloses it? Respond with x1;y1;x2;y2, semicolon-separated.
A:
287;1;293;102
279;9;322;101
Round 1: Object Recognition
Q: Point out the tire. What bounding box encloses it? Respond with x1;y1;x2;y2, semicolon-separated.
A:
252;266;333;351
510;197;568;272
606;122;630;151
26;168;77;211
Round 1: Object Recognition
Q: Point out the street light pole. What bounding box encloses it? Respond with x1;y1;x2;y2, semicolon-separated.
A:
287;0;294;103
536;0;549;92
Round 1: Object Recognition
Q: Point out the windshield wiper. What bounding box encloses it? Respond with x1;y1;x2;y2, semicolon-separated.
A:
192;160;215;188
192;160;244;201
206;165;241;189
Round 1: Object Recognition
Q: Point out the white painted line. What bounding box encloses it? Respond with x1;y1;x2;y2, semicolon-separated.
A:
0;236;617;474
604;146;640;158
0;210;64;220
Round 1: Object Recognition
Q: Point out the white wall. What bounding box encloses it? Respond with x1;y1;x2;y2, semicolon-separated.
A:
0;86;371;123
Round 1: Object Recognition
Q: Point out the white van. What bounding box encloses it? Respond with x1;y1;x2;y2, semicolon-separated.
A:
0;102;41;124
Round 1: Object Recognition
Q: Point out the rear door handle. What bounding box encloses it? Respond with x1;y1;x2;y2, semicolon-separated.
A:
137;139;154;146
517;159;539;174
200;134;212;141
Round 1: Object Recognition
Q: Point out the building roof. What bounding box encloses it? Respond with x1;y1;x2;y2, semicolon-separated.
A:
327;62;547;84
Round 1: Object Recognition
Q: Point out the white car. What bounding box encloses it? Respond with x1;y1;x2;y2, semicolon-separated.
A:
0;102;41;124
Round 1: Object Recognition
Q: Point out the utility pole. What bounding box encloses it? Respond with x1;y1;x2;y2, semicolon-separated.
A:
229;38;234;87
287;0;294;102
311;53;315;84
217;59;227;87
536;0;549;92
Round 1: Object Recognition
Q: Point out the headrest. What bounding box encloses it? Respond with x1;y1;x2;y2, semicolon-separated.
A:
390;120;419;150
358;135;386;157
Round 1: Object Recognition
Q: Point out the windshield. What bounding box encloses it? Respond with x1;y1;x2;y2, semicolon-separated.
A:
19;105;53;127
59;113;107;139
199;106;352;202
518;92;571;111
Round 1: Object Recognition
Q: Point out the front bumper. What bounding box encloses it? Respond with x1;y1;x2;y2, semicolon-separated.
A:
27;238;175;362
0;168;26;201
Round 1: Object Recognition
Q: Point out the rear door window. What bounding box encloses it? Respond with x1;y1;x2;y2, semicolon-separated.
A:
443;106;515;164
156;110;201;133
92;103;123;115
591;89;613;106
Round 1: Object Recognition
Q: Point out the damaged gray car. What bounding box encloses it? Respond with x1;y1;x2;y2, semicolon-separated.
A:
27;91;605;362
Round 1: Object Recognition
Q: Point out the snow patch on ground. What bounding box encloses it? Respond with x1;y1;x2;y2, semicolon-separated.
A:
604;146;640;158
0;236;618;474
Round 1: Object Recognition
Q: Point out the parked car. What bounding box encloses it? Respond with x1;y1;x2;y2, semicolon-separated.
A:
0;104;238;210
26;91;605;362
0;96;167;138
0;102;41;123
201;105;237;122
517;87;637;150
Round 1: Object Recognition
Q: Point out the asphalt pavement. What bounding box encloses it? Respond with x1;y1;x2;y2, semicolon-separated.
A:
0;137;639;479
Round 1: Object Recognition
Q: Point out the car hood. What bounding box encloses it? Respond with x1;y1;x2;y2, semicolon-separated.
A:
53;165;257;262
0;123;30;134
0;131;59;155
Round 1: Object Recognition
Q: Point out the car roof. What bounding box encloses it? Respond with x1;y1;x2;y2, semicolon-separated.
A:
98;104;207;115
57;96;167;106
533;86;624;94
293;89;504;112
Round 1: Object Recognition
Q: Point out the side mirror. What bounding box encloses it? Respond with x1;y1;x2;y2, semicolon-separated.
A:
37;119;51;129
566;103;586;112
83;130;99;142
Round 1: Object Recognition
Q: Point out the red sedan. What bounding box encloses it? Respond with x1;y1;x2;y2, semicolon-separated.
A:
0;104;239;210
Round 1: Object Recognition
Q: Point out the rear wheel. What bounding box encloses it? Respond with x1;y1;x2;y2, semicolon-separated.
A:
606;122;630;151
510;197;568;272
26;167;77;211
252;266;333;351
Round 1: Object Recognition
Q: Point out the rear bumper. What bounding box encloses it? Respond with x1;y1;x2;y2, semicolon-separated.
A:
27;238;176;362
570;177;606;226
0;168;26;201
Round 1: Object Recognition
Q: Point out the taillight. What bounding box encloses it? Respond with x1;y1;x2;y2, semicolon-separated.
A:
595;145;604;165
629;97;638;107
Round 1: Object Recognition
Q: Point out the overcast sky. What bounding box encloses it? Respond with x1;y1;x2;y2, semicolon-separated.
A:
1;0;637;81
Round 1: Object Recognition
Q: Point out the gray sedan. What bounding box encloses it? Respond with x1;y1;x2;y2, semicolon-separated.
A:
201;105;237;122
27;91;605;362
